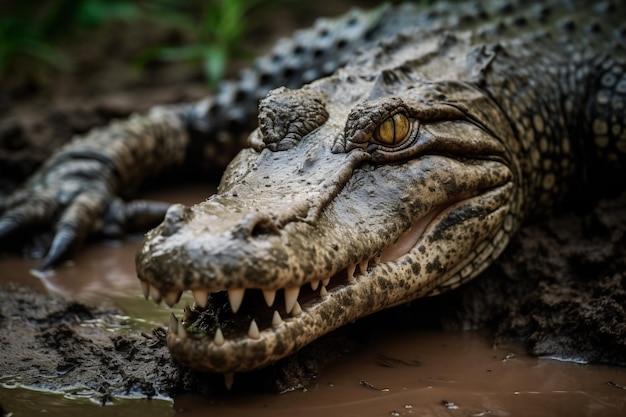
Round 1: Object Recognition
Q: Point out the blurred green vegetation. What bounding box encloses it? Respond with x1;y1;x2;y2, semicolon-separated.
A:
0;0;141;73
0;0;280;86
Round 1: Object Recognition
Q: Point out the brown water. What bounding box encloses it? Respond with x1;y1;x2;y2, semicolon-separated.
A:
1;185;625;416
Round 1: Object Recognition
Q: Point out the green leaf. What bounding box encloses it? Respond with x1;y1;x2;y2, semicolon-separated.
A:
202;46;227;87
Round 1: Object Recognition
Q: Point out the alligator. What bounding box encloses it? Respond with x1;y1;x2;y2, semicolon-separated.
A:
1;0;626;382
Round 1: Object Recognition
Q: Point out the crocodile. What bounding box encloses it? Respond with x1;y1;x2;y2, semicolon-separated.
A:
1;0;626;380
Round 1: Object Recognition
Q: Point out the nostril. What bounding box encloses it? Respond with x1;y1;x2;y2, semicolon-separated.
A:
233;213;280;240
250;217;280;237
162;203;190;236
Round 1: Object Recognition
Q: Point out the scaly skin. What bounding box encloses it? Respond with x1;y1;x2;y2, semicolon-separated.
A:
2;1;626;374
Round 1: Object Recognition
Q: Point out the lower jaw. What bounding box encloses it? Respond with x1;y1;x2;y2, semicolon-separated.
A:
166;253;448;373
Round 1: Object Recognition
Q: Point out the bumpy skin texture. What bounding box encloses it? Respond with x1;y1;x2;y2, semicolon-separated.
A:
3;1;626;374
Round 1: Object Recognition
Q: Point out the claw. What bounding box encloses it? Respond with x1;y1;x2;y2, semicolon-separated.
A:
39;227;78;270
39;191;105;269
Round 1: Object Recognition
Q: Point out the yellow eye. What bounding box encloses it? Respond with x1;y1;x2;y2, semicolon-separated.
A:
374;113;410;146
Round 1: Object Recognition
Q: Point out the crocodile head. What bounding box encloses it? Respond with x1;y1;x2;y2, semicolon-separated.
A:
136;34;522;374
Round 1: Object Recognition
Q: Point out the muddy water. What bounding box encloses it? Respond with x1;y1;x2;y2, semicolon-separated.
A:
1;185;626;416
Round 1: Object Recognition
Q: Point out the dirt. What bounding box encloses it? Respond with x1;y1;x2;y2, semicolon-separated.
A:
0;0;625;411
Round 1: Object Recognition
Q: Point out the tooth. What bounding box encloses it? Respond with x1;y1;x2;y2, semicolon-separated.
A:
373;254;381;265
183;304;192;321
224;372;234;390
248;320;260;339
140;281;150;300
214;328;225;346
310;280;320;291
322;278;330;287
262;289;276;307
228;288;245;313
177;322;187;338
291;301;302;317
347;264;356;284
150;286;162;303
284;286;300;313
358;260;368;274
169;313;178;334
164;291;182;308
320;286;328;297
272;311;283;328
193;289;209;308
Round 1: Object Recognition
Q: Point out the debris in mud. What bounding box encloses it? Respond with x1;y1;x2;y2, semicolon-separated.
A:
606;381;626;391
358;378;389;392
441;399;460;409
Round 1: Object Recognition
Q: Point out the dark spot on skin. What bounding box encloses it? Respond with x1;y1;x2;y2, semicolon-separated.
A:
345;17;358;27
512;16;527;26
259;72;272;85
559;19;576;32
586;22;602;34
283;67;295;79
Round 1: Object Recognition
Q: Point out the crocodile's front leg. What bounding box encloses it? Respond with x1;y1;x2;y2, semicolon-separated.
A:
0;107;191;268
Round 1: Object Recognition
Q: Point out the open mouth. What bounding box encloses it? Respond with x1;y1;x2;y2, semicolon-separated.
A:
139;188;497;376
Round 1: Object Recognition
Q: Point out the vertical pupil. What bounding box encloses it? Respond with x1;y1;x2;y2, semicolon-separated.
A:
375;113;409;145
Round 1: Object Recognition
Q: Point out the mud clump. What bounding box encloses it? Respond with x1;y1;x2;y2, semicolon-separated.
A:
0;285;180;402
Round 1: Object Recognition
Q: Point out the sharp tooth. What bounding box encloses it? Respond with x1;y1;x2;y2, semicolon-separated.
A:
214;328;225;346
262;289;276;307
272;311;283;328
322;278;330;287
150;286;162;304
183;304;192;321
224;372;234;391
284;286;300;313
193;289;209;308
169;313;178;334
320;286;328;297
228;288;245;313
291;301;302;317
177;322;187;338
164;290;182;308
310;280;320;291
373;254;381;265
140;281;150;300
358;260;368;275
248;319;260;339
347;264;356;284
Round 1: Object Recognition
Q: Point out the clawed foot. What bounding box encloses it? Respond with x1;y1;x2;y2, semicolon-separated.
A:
0;164;170;269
